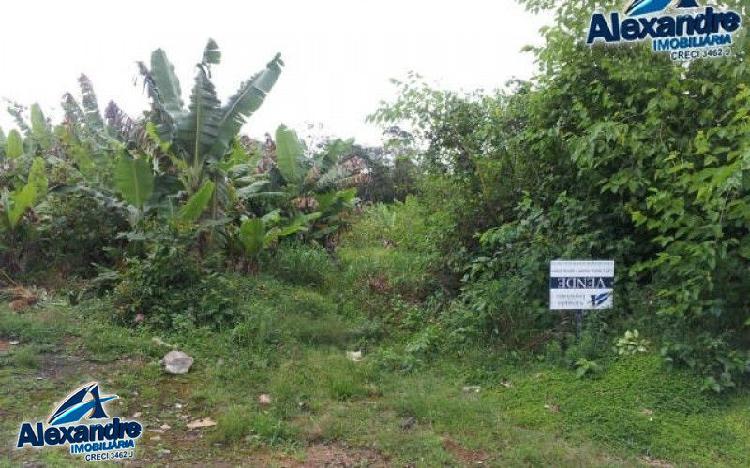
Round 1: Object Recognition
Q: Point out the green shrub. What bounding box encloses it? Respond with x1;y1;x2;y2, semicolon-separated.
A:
36;192;128;277
112;244;238;330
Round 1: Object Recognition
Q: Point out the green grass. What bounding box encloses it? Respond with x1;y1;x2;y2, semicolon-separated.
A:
3;294;748;466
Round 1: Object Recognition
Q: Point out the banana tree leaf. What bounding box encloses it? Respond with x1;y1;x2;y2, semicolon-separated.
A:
209;53;283;158
315;191;338;212
261;209;281;225
27;158;48;199
175;67;221;166
79;74;104;132
177;180;215;224
30;104;52;150
239;217;265;257
239;179;269;191
239;191;288;201
7;183;37;229
315;164;354;191
6;129;24;159
275;124;305;185
150;49;184;116
114;155;154;209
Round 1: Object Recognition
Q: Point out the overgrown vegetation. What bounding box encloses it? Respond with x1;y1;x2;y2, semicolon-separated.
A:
367;0;750;392
2;0;750;465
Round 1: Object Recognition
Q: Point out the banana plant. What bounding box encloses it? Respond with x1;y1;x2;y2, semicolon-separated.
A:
5;129;25;159
111;152;216;231
137;39;284;219
1;158;48;232
112;153;155;226
238;209;319;259
272;125;359;240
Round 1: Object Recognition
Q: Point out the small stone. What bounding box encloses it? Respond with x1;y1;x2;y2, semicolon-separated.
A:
134;313;145;324
175;403;183;409
500;380;513;388
258;394;272;406
9;340;20;345
462;386;481;393
132;412;142;418
161;351;193;374
151;435;161;441
160;424;171;430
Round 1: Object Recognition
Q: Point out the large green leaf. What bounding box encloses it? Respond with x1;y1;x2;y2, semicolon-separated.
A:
6;183;37;229
209;54;284;158
6;129;24;159
175;67;221;166
150;49;184;116
30;104;52;149
61;93;85;126
177;180;215;224
79;74;104;132
239;217;265;257
27;158;48;199
275;124;304;185
113;155;155;209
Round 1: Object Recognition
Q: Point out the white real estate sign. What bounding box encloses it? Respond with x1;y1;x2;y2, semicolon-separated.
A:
549;260;614;310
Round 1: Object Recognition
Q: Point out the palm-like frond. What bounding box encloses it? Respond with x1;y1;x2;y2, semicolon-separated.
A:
78;75;104;132
150;49;184;116
175;66;221;170
61;93;86;127
209;54;284;158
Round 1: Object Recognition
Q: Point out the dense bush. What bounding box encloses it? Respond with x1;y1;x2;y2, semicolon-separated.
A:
370;0;750;390
36;192;128;276
112;244;238;330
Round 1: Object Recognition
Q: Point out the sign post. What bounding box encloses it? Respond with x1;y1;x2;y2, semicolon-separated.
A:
549;260;614;339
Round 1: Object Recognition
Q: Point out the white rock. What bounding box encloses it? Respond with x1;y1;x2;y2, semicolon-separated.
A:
161;351;193;374
258;394;272;406
187;418;216;429
346;350;363;362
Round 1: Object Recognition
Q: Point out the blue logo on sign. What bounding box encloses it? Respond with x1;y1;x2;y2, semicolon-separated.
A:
625;0;698;17
591;292;612;307
586;0;742;60
49;383;118;426
16;382;141;462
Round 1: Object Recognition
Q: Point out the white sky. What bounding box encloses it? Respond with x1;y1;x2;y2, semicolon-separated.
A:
0;0;549;146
